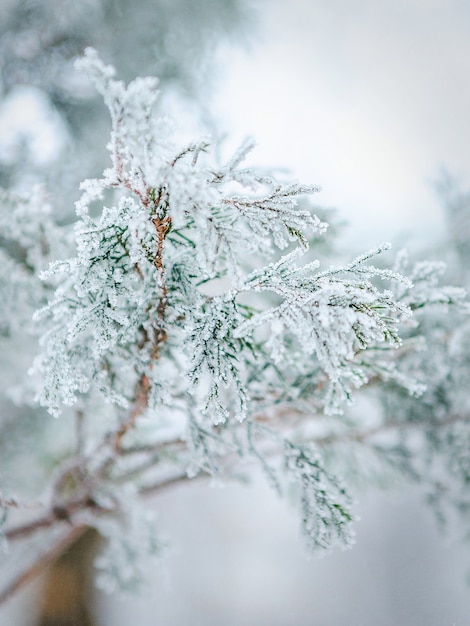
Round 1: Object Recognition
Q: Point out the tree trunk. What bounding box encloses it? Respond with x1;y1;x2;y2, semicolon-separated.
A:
35;527;100;626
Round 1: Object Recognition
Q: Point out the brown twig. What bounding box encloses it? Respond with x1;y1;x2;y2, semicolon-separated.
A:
150;207;171;358
5;512;58;542
111;374;151;453
140;471;207;497
5;495;100;542
119;438;186;456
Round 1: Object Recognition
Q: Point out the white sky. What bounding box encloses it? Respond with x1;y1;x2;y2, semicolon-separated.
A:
215;0;470;248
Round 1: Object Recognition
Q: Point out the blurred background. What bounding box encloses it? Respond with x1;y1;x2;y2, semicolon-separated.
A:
1;0;470;623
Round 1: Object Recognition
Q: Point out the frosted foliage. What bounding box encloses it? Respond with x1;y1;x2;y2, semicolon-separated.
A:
0;251;37;335
0;188;64;336
186;297;248;424
393;249;467;311
1;49;469;590
284;442;355;551
0;188;59;271
33;50;329;420
236;245;414;413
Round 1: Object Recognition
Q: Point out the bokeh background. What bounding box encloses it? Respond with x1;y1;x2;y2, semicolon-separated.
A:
1;0;470;623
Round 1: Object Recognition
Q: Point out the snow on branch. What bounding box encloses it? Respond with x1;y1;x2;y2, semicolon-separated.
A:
235;246;414;413
0;50;468;597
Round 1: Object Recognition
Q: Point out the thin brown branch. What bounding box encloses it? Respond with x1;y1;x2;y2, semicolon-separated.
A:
5;496;101;542
112;454;162;484
139;471;208;497
111;374;151;453
5;512;58;542
75;409;85;456
109;189;171;453
150;211;171;359
120;438;187;456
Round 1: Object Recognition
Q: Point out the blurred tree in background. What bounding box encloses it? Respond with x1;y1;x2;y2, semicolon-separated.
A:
0;0;251;200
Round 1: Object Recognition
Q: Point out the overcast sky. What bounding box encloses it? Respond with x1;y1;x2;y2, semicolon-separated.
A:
215;0;470;248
